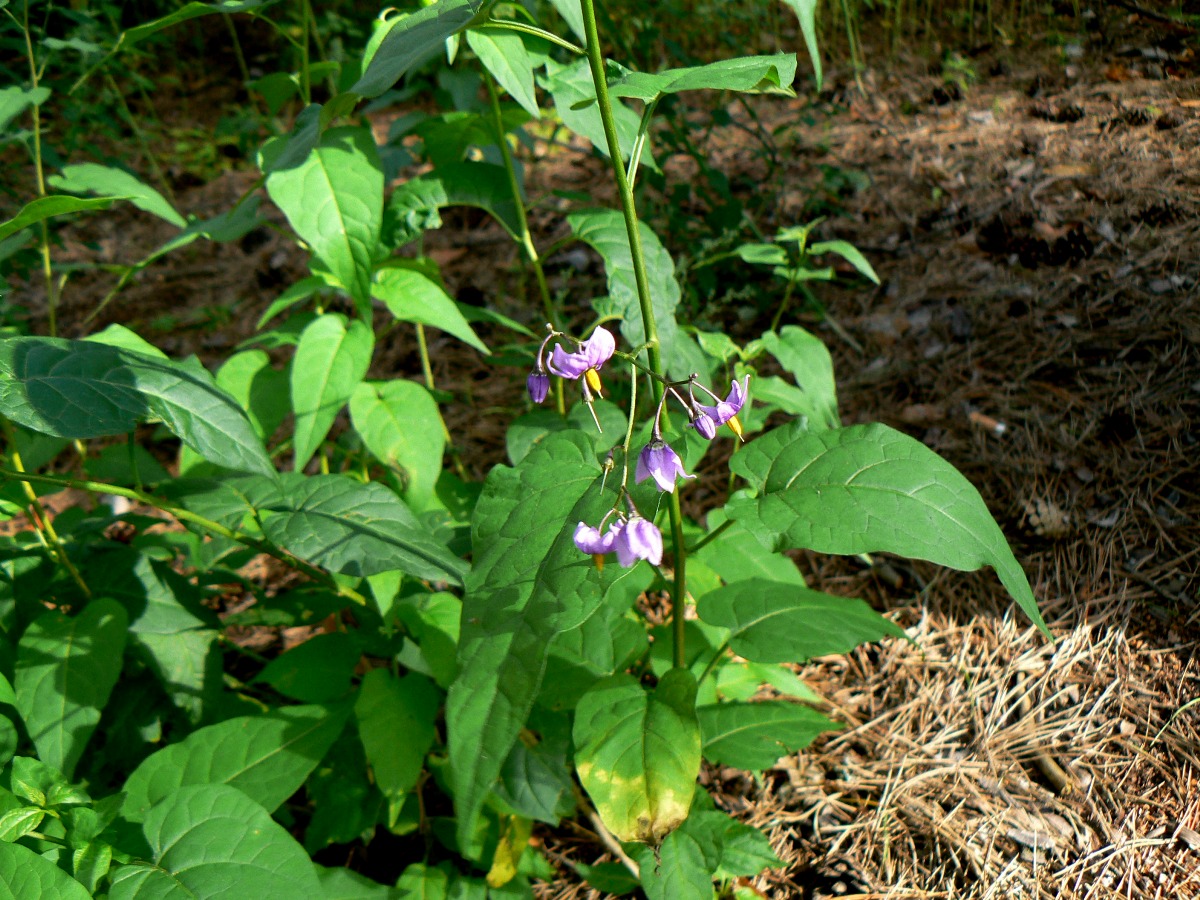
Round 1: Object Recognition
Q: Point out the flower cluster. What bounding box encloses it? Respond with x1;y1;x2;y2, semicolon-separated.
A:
528;326;751;569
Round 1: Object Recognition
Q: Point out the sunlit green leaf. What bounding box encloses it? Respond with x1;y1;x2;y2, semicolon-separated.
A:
0;841;90;899
778;0;822;89
808;239;879;284
756;326;839;430
383;162;522;245
351;379;445;512
698;701;839;769
123;0;283;45
373;268;488;354
611;53;797;102
0;195;124;242
467;29;539;118
542;58;647;165
0;86;50;135
49;163;185;228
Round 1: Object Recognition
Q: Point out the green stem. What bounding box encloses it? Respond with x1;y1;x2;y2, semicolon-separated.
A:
105;72;175;203
298;0;311;105
580;0;687;669
0;467;370;607
478;21;584;55
686;517;733;555
416;323;435;391
696;640;729;686
19;2;57;336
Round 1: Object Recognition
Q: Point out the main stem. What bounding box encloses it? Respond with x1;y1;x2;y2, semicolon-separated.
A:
580;0;687;670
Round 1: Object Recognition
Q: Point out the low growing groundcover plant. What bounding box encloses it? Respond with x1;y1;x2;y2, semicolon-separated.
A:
0;0;1047;896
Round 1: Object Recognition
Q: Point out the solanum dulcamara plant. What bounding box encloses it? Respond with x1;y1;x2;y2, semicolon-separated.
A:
0;0;1048;897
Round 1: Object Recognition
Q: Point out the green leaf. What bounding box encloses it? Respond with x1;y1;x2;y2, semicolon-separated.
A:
373;268;488;354
735;243;788;266
697;578;905;664
351;379;446;512
778;0;822;89
352;0;491;98
108;785;320;898
123;0;283;45
674;809;782;879
756;326;839;430
0;674;13;706
216;350;289;441
290;314;374;471
543;58;647;166
611;53;797;102
545;0;584;39
630;817;715;900
573;669;701;844
568;208;698;380
14;599;127;779
808;239;880;284
726;422;1049;634
354;669;439;826
0;841;90;900
495;711;573;824
0;337;274;476
266;127;383;317
467;29;539;118
575;861;639;897
120;704;349;822
315;865;402;898
255;632;359;703
0;86;50;135
698;701;839;770
445;431;641;850
251;473;467;583
384;162;522;246
540;613;647;711
692;515;804;588
48;163;185;228
0;195;123;243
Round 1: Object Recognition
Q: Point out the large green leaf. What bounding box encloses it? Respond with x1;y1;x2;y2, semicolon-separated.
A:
350;379;446;512
49;163;185;228
0;337;274;476
122;0;282;45
697;578;905;664
0;195;124;242
698;701;839;770
611;53;797;102
384;162;522;246
0;841;90;899
120;704;349;822
250;473;466;583
467;29;539;118
542;58;646;165
14;599;127;779
726;422;1048;634
354;669;439;826
352;0;491;98
755;326;839;430
568;208;704;380
254;632;360;703
215;349;289;441
445;431;640;850
573;670;701;845
692;514;804;588
290;313;374;471
631;825;713;900
266;127;383;317
372;268;488;354
778;0;822;89
108;785;320;899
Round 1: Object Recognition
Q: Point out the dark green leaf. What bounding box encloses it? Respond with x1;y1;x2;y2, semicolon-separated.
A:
354;670;439;826
574;670;701;844
255;632;360;703
315;865;402;898
383;162;522;245
630;824;715;900
123;0;283;45
290;314;374;471
15;599;127;779
726;422;1048;634
611;53;797;102
698;701;839;769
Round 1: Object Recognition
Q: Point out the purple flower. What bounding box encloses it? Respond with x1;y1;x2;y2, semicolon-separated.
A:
689;410;717;440
527;371;549;404
548;327;616;395
614;516;662;567
697;376;749;438
635;440;695;493
573;520;621;555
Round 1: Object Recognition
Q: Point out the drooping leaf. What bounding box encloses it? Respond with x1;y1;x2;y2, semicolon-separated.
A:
445;431;641;850
0;841;90;899
467;29;539;118
108;785;320;898
49;163;186;228
383;162;522;246
250;473;467;584
0;85;51;134
0;337;275;476
120;704;349;822
354;669;439;826
372;268;488;354
611;53;797;102
14;599;127;779
573;669;701;844
726;422;1049;634
698;701;839;770
778;0;822;89
290;313;374;471
0;195;124;242
350;379;445;512
122;0;283;45
266;127;383;317
755;326;839;430
808;239;880;284
568;208;704;380
353;0;491;98
697;578;905;664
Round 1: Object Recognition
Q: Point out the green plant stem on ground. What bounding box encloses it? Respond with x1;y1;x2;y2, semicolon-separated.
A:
579;0;688;670
482;70;565;415
0;467;370;608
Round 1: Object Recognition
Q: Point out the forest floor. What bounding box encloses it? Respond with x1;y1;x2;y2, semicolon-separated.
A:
9;6;1200;900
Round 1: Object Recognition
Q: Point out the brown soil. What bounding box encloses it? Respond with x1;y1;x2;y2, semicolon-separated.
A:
5;6;1200;900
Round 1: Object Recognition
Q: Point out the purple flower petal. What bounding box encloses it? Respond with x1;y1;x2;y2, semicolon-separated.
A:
547;327;616;380
574;520;621;555
690;410;717;439
698;376;750;426
527;371;550;404
635;440;694;493
615;516;662;567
